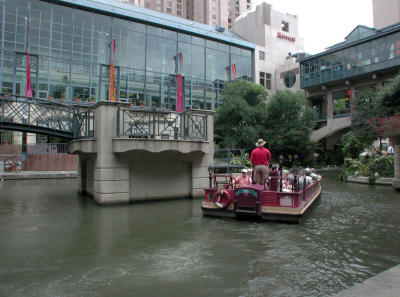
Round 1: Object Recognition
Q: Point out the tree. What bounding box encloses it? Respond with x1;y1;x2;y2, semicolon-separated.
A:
342;88;377;157
214;80;268;151
264;90;315;161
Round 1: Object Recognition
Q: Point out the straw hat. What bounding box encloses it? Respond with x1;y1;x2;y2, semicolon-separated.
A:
255;139;266;147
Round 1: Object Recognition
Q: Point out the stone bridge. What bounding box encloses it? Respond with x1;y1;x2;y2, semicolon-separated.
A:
1;95;214;203
69;101;214;204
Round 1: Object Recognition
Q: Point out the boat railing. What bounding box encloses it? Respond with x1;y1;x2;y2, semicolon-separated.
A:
212;174;234;189
262;178;320;208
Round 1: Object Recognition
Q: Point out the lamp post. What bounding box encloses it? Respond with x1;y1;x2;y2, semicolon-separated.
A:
208;165;214;188
292;167;298;192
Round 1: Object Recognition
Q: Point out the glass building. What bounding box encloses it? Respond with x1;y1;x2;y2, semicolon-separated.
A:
300;25;400;89
300;24;400;119
0;0;254;110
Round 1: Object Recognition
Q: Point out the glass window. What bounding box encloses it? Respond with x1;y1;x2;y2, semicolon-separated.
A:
357;42;371;69
259;50;265;60
281;21;289;32
371;37;385;63
192;44;204;79
146;35;162;72
178;41;192;77
162;37;176;74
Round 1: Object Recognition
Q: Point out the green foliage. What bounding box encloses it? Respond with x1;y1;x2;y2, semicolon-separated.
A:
376;73;400;116
229;153;252;172
215;80;268;151
340;131;370;159
369;155;394;177
339;155;394;182
334;98;347;114
264;90;316;161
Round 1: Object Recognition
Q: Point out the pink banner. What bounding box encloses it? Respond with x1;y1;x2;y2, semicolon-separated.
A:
25;50;32;98
176;74;183;112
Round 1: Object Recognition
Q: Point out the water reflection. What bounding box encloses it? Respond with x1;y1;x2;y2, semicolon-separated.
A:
0;173;399;297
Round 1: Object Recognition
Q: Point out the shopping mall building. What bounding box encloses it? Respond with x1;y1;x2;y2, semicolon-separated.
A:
0;0;253;109
300;23;400;147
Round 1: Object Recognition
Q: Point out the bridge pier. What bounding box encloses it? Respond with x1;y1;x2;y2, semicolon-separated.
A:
70;101;214;204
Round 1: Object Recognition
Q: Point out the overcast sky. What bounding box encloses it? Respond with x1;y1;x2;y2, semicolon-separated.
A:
253;0;374;55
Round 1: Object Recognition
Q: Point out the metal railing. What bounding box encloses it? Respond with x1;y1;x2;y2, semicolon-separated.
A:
116;107;207;141
0;93;94;139
213;148;246;173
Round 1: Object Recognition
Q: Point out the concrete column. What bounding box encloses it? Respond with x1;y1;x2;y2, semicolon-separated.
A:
392;135;400;189
93;102;130;204
191;111;215;197
77;155;86;194
326;91;333;130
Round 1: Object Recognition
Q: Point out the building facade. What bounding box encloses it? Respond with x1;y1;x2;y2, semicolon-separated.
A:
0;0;253;109
0;0;254;145
300;23;400;147
116;0;252;30
231;2;304;96
373;0;400;29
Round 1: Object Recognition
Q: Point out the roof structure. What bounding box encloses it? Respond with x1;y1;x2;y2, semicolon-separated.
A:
49;0;254;49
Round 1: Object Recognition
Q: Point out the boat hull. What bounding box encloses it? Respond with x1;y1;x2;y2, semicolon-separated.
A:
202;182;322;223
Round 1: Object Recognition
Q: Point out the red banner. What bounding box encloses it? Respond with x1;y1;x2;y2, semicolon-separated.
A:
25;50;32;98
109;39;116;101
176;74;183;112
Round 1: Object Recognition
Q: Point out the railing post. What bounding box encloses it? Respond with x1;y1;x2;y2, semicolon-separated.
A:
152;108;156;139
116;107;120;138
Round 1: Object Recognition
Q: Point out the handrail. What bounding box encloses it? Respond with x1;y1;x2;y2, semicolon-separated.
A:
116;107;207;141
0;93;94;139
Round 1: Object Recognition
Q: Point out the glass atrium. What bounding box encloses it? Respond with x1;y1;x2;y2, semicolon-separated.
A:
0;0;254;110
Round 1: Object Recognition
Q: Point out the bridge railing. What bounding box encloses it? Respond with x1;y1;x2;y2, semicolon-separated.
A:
116;107;207;141
73;109;94;139
0;93;94;139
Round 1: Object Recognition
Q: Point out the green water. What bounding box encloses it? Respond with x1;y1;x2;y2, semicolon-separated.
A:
0;172;399;297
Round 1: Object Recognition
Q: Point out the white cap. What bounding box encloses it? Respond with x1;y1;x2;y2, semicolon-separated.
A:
241;169;247;173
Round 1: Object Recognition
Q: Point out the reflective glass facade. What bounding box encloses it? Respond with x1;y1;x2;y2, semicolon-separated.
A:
300;26;400;89
0;0;253;109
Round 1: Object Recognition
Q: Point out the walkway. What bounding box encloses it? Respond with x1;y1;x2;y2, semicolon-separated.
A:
0;171;77;180
332;264;400;297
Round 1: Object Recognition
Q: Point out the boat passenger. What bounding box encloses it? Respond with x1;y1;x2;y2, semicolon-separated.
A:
298;168;313;190
246;168;253;184
235;169;251;188
281;170;292;192
250;139;271;185
310;168;322;181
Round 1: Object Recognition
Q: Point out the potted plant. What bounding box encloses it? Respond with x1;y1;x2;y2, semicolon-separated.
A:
151;100;157;109
47;96;54;100
138;100;144;108
88;96;96;104
72;96;81;102
162;103;167;110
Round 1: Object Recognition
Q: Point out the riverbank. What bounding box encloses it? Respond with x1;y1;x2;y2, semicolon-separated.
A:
346;176;393;186
0;170;77;180
333;264;400;297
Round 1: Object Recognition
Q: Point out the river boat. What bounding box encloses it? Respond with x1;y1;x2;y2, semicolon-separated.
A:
201;171;322;223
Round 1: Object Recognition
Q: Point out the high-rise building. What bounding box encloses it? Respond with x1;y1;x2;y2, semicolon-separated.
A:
231;2;304;96
115;0;252;29
373;0;400;29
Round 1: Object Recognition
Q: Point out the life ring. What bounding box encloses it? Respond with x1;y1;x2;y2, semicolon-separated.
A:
213;190;232;209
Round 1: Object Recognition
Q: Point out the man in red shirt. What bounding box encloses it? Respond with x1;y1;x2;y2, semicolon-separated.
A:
250;139;271;185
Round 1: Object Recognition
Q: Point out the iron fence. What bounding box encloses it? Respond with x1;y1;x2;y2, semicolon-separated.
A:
213;148;246;173
116;107;207;141
0;93;94;139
